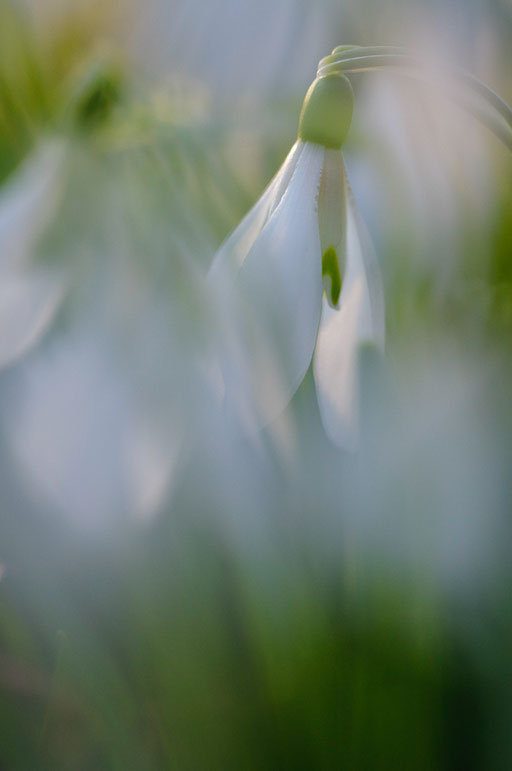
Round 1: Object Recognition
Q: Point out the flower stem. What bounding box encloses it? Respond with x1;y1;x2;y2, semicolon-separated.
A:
317;46;512;152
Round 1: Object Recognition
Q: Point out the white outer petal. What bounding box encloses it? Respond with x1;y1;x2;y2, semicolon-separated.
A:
0;142;67;368
5;333;132;529
0;274;65;368
346;178;385;345
313;164;385;450
227;141;325;426
208;141;303;288
0;142;65;270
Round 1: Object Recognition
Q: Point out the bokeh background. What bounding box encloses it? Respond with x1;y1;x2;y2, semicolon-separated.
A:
1;0;511;768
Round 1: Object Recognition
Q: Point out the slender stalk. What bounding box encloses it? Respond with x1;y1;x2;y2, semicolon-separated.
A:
316;46;512;151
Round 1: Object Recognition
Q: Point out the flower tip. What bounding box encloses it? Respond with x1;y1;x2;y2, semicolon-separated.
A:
298;74;354;150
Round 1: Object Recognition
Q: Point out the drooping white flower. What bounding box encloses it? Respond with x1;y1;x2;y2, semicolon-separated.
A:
210;73;384;449
0;143;231;530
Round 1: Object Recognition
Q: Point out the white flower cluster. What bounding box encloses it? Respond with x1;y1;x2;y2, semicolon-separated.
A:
0;71;387;530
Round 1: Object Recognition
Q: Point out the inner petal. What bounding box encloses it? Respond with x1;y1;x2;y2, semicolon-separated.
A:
317;148;347;309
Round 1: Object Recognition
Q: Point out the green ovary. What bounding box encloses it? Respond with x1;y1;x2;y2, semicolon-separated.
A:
322;246;342;307
298;74;354;149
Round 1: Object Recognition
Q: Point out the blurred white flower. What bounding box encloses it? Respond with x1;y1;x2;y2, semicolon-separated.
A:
210;86;384;449
0;141;232;531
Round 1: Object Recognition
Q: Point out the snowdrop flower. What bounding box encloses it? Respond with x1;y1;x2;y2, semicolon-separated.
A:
211;72;384;449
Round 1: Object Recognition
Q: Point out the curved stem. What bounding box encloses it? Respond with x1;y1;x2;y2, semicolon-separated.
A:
316;46;512;151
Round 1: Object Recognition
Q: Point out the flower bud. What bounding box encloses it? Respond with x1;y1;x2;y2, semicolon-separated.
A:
298;74;354;149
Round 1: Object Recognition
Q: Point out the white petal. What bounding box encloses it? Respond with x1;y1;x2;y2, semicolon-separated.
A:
313;163;385;450
0;142;65;271
126;414;183;522
346;177;385;345
4;328;182;530
209;141;303;287
227;142;325;425
0;273;66;368
5;333;133;529
317;148;347;308
0;142;67;368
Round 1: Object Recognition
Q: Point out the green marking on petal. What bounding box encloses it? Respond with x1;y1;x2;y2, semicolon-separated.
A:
322;246;342;307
